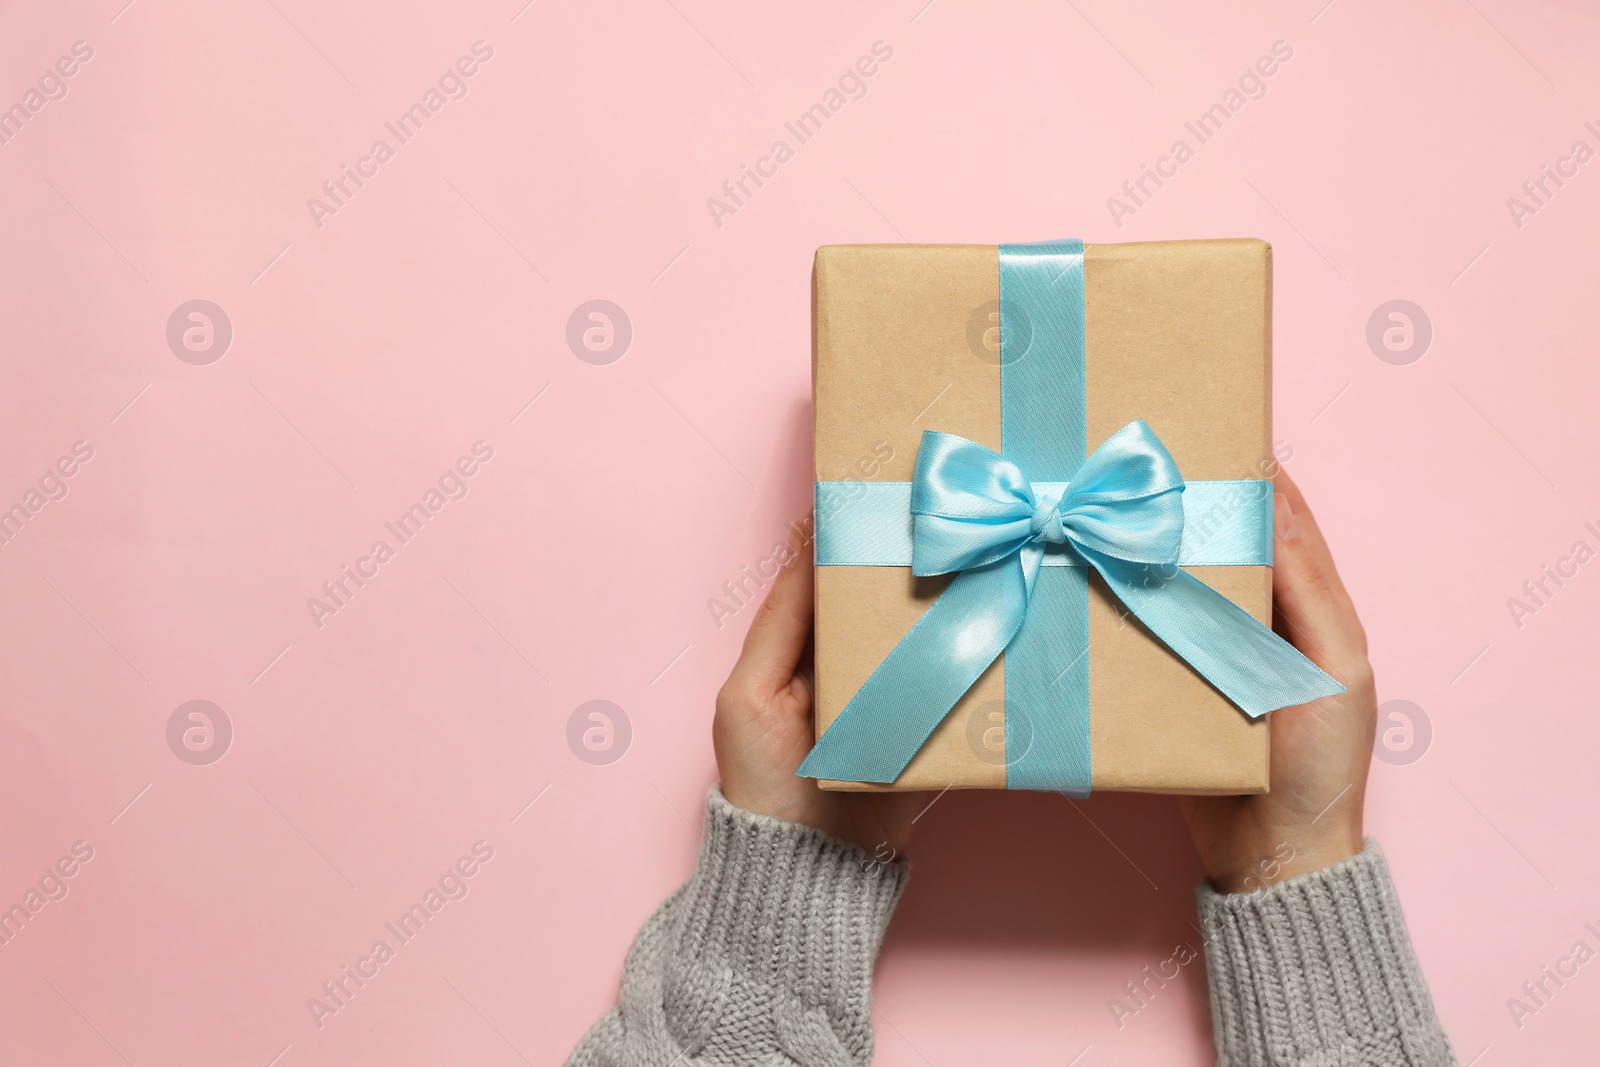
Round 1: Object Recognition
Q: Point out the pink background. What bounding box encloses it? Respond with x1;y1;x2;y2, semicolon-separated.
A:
1;0;1596;1063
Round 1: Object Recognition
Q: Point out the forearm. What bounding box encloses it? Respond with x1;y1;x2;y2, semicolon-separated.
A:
1197;841;1455;1067
566;787;909;1067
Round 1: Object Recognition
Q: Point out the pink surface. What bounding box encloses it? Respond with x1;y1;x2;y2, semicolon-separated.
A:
1;0;1596;1063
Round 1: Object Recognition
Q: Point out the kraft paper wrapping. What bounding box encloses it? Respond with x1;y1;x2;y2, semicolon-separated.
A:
813;239;1273;794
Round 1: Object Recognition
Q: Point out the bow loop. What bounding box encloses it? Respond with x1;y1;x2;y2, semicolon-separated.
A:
909;432;1038;576
1056;420;1187;565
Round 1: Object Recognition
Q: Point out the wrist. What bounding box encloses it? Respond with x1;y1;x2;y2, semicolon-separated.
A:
1209;821;1363;895
718;779;915;858
719;779;827;841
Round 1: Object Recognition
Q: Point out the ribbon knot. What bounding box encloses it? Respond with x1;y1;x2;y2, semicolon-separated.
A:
1029;496;1067;544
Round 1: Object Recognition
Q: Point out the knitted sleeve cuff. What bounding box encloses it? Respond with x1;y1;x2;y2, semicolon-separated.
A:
1196;841;1455;1067
659;788;908;1061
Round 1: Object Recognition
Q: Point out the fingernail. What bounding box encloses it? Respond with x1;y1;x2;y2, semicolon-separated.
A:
1273;494;1298;542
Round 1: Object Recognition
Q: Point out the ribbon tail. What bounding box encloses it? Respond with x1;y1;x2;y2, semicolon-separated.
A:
797;555;1030;784
1089;554;1346;717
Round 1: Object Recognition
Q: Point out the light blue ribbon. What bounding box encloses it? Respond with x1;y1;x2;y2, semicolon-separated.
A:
797;240;1345;788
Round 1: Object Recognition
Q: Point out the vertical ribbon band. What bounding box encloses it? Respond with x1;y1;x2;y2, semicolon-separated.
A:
997;241;1091;791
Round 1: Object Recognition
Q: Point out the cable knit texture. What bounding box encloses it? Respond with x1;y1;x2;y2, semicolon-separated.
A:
565;788;908;1067
1196;840;1456;1066
569;800;1454;1067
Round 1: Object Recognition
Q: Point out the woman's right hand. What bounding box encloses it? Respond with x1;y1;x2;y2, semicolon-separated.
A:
1179;469;1377;893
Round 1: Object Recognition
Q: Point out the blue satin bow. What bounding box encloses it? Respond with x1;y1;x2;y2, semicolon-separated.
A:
797;419;1344;785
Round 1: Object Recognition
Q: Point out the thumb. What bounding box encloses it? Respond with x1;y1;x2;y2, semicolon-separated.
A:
726;519;815;697
1270;470;1368;688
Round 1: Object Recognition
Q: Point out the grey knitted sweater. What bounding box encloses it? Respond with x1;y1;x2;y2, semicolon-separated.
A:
567;789;1455;1066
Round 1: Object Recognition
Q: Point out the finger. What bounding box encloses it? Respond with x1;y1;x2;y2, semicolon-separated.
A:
727;518;815;696
1271;470;1368;680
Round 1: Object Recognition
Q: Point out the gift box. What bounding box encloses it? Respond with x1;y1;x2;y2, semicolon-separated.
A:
805;239;1338;795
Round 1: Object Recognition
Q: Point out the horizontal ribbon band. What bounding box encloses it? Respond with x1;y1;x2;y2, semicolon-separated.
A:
817;479;1275;568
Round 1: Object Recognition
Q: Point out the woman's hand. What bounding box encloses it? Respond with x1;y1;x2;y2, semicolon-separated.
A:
714;521;926;857
1179;470;1377;893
